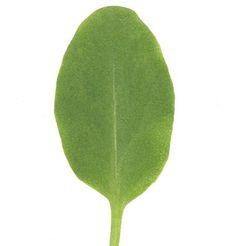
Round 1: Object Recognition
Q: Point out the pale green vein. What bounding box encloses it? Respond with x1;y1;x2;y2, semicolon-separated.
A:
112;63;118;181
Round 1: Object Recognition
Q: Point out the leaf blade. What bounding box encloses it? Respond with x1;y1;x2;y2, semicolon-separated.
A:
55;5;174;208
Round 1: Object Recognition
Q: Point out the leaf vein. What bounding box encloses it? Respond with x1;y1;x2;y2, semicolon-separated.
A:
112;63;118;181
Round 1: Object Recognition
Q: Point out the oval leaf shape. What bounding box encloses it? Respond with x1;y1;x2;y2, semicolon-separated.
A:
55;6;174;245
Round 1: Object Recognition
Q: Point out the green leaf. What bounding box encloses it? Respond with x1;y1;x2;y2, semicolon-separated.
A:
55;6;174;246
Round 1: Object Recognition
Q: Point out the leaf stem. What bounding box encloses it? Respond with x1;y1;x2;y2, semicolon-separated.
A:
109;202;124;246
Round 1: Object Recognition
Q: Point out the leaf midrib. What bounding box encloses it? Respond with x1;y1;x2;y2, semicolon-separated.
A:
112;62;118;184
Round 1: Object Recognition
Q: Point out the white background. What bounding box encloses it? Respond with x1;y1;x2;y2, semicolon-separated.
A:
0;0;236;245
